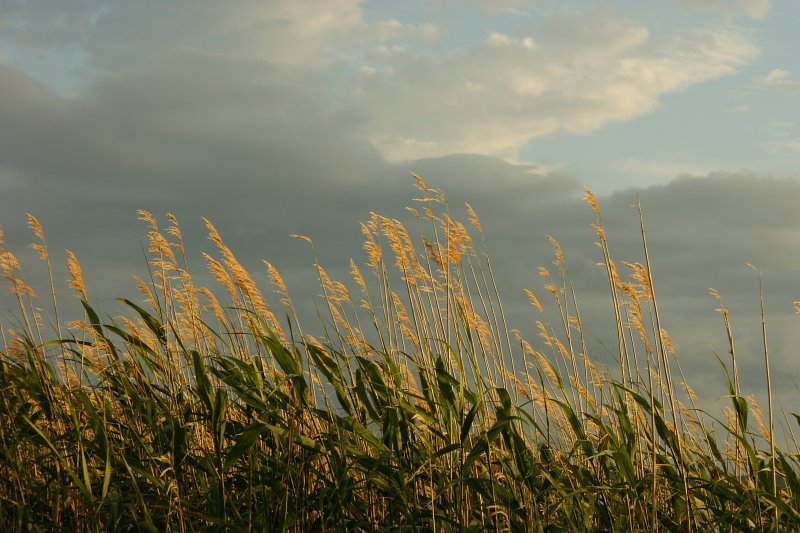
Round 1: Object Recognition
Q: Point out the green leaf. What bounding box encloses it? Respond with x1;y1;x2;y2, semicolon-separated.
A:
117;298;167;345
192;350;212;414
224;422;267;472
460;401;480;444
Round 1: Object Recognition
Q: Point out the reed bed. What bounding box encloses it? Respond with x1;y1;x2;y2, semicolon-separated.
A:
0;176;798;531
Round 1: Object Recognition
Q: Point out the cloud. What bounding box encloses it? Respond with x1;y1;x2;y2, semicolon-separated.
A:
0;0;106;49
674;0;773;20
0;0;439;71
1;3;759;165
770;140;800;153
349;7;758;161
754;69;800;93
454;0;538;13
616;157;718;183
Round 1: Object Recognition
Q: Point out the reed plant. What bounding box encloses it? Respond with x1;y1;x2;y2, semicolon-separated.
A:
0;175;798;531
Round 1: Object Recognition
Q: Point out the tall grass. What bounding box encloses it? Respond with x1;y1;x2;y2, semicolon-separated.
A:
0;176;798;531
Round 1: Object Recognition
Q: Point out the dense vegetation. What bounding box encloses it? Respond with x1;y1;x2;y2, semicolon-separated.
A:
1;176;798;531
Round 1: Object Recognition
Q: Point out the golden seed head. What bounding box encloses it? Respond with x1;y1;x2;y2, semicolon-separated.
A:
423;238;445;271
137;210;159;232
465;203;482;232
683;381;698;403
148;230;177;267
591;223;606;242
660;327;675;356
507;371;530;400
544;283;557;298
583;186;600;216
547;235;565;267
360;222;383;269
65;249;86;297
411;172;428;192
748;394;770;441
349;259;367;293
203;253;237;297
166;213;183;241
305;335;325;351
202;218;226;251
523;289;544;313
262;260;288;294
0;250;21;277
290;234;313;245
29;243;48;262
26;213;45;241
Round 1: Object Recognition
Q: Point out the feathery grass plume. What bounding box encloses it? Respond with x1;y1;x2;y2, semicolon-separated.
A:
26;214;48;262
203;252;237;300
547;235;566;267
748;394;771;442
316;264;343;304
710;287;741;411
196;286;229;331
165;212;185;255
624;291;652;354
262;260;293;309
391;291;420;347
137;209;159;232
0;252;37;327
262;260;287;295
349;259;368;297
379;215;415;275
523;288;544;313
360;220;383;269
204;219;289;348
583;186;600;216
27;214;68;354
133;275;159;311
172;270;204;343
118;315;144;342
65;249;85;298
146;229;178;271
465;203;482;233
0;247;29;294
422;237;445;271
412;171;428;192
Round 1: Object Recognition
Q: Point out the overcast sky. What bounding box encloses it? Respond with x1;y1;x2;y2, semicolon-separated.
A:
1;0;799;426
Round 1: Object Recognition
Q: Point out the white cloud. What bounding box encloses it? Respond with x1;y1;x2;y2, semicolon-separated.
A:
754;69;800;93
770;140;800;153
433;0;537;13
674;0;773;20
349;7;759;161
0;0;439;71
0;3;761;165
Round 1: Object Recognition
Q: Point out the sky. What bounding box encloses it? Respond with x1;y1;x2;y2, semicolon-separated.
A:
1;0;799;430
